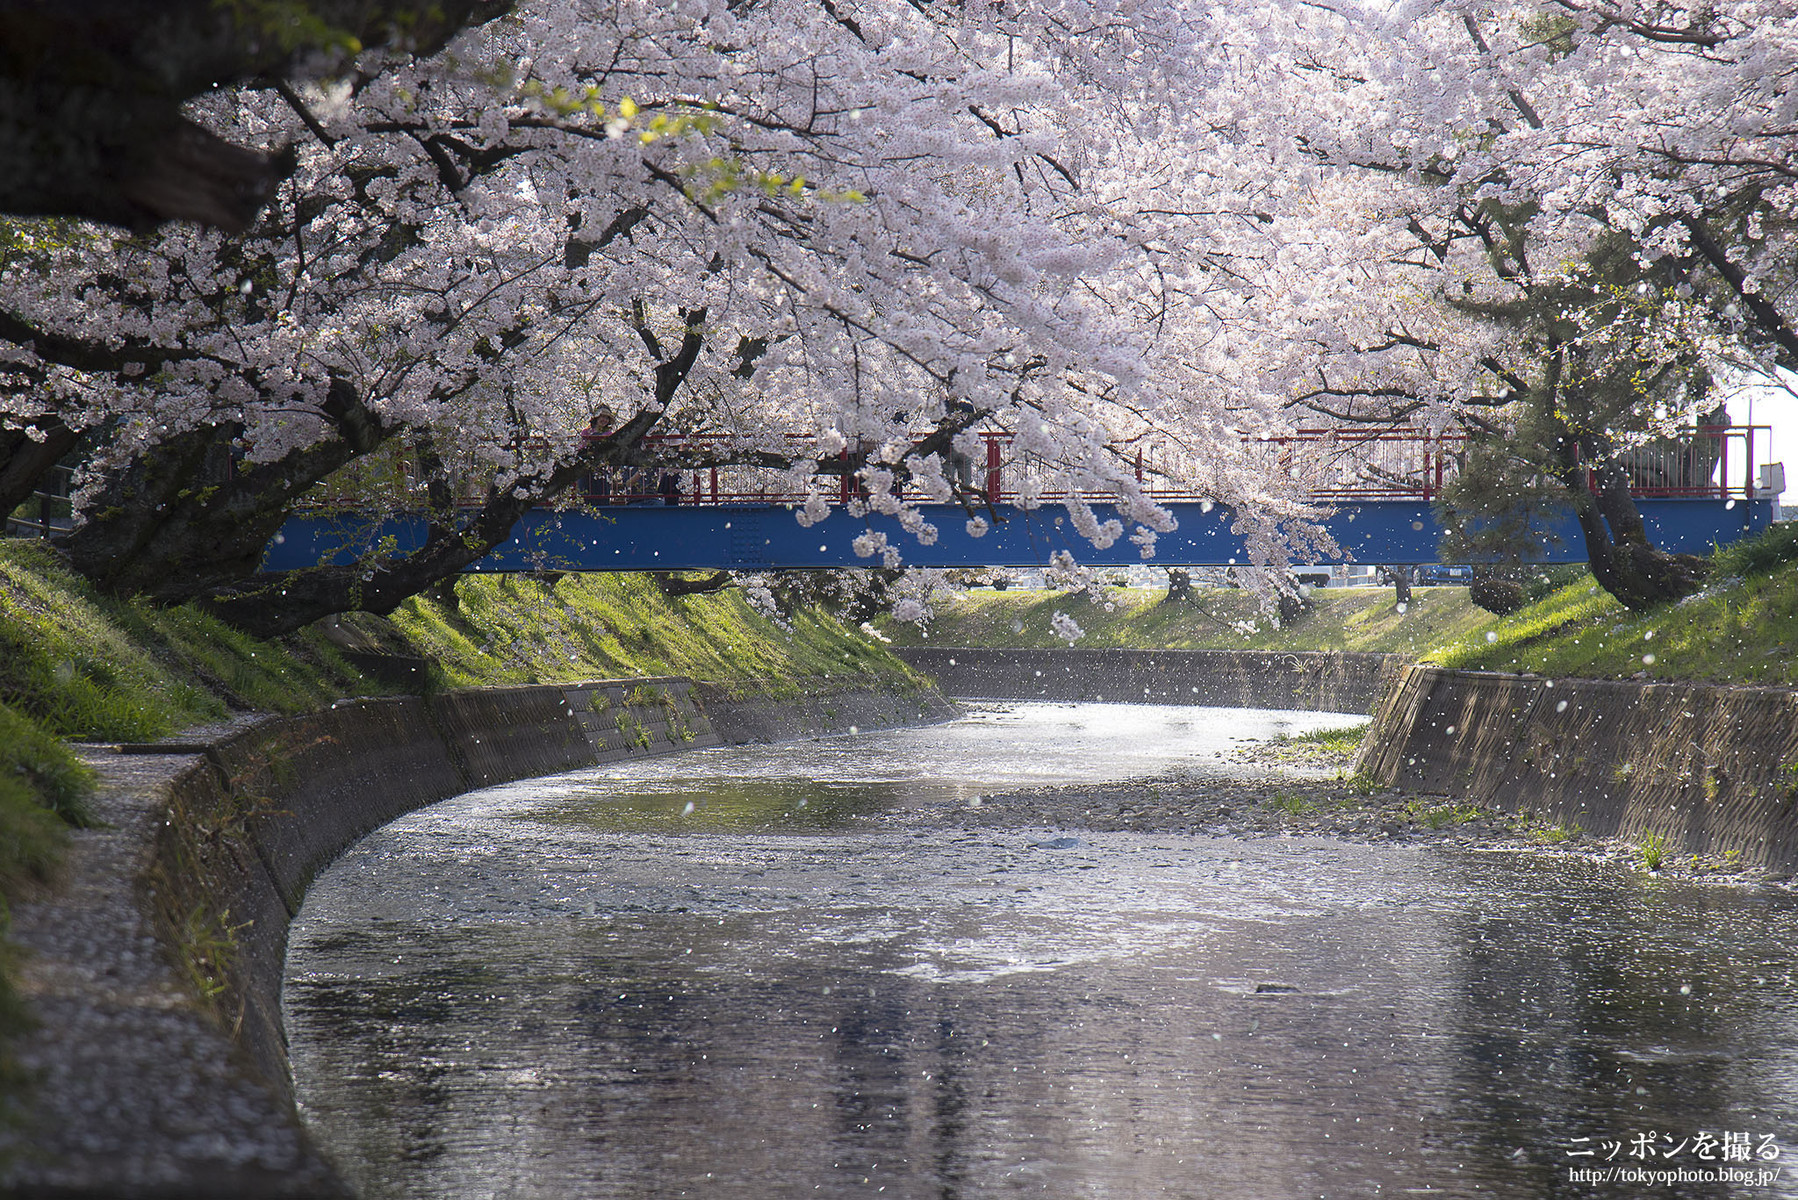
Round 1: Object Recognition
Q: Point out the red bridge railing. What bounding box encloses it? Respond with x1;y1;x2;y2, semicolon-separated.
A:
622;426;1771;507
306;425;1774;509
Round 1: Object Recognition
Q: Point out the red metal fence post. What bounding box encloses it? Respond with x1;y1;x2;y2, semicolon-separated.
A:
986;435;1003;505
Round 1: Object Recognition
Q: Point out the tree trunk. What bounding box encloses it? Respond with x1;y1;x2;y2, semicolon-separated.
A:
1276;586;1307;625
0;418;78;524
60;379;391;602
1376;565;1413;606
1555;430;1708;610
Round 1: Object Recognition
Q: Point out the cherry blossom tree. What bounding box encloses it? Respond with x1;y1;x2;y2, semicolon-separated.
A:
2;0;1337;635
1205;0;1796;608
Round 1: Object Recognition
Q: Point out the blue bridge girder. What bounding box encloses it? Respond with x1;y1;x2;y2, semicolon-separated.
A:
261;497;1775;574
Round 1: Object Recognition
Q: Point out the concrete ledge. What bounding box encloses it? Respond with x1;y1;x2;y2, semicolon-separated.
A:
2;675;954;1198
1358;665;1798;871
894;647;1401;714
695;678;961;743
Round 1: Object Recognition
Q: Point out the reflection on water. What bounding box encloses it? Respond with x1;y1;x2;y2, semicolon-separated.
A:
285;704;1798;1199
517;702;1340;833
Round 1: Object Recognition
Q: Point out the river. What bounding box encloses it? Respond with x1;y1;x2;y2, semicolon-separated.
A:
285;703;1798;1198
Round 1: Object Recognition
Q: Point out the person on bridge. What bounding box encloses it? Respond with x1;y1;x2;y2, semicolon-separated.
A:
580;406;616;504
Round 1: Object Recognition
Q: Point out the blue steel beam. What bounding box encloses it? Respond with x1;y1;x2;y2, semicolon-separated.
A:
261;497;1774;573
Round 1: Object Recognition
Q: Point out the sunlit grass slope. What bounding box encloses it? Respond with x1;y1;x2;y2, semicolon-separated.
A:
884;522;1798;688
1430;526;1798;686
0;541;373;744
389;572;927;699
879;584;1496;658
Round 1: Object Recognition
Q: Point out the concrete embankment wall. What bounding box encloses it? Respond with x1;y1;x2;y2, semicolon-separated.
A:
160;676;956;1104
14;674;953;1199
1359;665;1798;870
894;647;1402;714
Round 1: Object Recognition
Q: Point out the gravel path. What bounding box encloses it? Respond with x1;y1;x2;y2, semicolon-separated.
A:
0;741;348;1199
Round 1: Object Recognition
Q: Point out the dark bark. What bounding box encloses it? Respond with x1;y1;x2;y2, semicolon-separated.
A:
423;576;461;612
60;378;391;600
0;417;77;521
1553;426;1708;610
1162;567;1194;605
1276;586;1307;624
654;570;733;597
0;1;511;231
1376;565;1413;606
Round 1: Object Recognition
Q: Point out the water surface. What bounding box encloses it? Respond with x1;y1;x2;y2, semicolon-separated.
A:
286;704;1798;1198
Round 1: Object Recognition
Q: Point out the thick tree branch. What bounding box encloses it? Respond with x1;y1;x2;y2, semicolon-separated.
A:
0;1;513;231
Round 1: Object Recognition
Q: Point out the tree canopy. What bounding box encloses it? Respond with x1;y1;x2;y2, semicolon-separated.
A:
2;0;1791;627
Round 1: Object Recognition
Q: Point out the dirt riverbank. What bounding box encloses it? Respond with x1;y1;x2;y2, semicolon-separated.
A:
905;732;1791;886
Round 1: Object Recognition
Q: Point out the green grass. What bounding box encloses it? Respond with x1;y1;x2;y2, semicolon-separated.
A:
390;573;928;699
0;541;377;741
1270;792;1315;815
877;584;1496;656
876;523;1798;689
1426;545;1798;686
0;701;93;828
1290;724;1367;755
1712;520;1798;577
1528;820;1583;845
1405;799;1486;829
1637;830;1671;872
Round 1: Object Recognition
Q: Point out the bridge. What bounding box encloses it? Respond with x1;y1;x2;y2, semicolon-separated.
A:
260;426;1779;574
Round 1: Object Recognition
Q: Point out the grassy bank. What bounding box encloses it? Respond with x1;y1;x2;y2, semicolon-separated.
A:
1428;525;1798;686
0;545;929;826
879;583;1496;657
0;543;929;1099
0;540;394;1121
882;522;1798;689
385;572;925;699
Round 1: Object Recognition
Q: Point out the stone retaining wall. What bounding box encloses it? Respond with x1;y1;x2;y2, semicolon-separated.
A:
894;647;1401;714
696;677;960;744
6;674;953;1199
1359;665;1798;870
